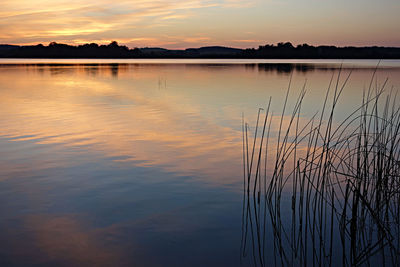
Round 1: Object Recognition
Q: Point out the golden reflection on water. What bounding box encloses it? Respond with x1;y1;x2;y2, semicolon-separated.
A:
1;62;400;266
5;214;126;266
0;64;245;184
1;63;400;185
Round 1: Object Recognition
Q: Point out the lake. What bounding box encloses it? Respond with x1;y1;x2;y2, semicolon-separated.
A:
0;59;400;266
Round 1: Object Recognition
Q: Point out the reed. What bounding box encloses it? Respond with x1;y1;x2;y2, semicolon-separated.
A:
240;69;400;266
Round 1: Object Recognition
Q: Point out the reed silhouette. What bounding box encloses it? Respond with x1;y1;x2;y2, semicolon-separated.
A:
241;67;400;266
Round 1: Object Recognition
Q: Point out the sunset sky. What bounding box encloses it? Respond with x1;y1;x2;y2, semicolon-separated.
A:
1;0;399;49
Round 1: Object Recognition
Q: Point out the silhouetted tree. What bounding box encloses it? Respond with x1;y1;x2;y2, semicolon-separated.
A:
108;41;119;47
0;41;399;59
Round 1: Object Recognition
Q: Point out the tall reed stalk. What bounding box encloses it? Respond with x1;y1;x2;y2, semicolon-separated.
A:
240;69;400;267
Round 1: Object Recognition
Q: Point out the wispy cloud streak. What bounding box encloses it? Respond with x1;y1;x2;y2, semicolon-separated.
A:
0;0;256;46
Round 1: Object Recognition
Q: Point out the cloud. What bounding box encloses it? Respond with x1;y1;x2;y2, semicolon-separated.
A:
1;0;397;48
0;0;225;45
221;0;259;8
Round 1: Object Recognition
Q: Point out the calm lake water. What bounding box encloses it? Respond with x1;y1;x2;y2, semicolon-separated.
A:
0;59;399;266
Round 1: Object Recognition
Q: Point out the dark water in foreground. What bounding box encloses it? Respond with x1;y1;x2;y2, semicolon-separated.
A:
0;59;399;266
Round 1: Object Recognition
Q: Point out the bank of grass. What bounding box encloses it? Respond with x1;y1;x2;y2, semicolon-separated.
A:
241;68;400;266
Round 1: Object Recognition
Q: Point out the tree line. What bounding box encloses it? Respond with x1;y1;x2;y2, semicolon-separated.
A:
0;41;399;59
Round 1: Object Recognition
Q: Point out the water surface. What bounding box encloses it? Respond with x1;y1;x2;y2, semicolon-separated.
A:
0;59;400;266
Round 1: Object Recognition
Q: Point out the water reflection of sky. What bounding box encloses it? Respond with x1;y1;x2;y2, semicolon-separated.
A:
0;61;399;266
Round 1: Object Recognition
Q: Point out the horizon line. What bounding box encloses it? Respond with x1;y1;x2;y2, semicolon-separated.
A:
2;42;400;50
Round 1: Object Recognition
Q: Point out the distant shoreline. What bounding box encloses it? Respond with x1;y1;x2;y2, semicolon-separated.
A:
1;42;400;59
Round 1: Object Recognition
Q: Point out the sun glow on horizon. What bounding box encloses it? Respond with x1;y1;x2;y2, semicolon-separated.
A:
0;0;399;49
